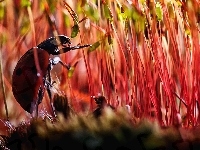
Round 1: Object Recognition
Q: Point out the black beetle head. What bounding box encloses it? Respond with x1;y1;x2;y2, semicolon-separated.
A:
93;95;107;106
37;35;71;55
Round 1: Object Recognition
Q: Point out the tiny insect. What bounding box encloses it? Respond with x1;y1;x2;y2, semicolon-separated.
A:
92;95;115;118
12;35;90;117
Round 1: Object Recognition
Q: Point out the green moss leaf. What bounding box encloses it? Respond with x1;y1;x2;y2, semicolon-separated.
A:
83;4;100;21
68;66;75;78
71;24;80;38
123;5;146;33
88;41;100;52
0;2;5;20
155;2;163;21
64;15;70;27
20;18;30;35
46;0;57;12
21;0;31;7
103;4;112;20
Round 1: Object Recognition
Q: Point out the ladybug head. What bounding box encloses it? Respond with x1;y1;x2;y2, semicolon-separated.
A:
37;35;71;55
37;35;91;55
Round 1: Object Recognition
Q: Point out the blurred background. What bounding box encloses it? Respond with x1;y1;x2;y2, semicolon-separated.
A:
0;0;200;130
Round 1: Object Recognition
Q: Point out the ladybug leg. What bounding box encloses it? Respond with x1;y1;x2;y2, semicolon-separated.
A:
30;101;38;117
46;64;57;117
31;86;45;117
46;57;71;117
51;57;71;70
58;60;71;70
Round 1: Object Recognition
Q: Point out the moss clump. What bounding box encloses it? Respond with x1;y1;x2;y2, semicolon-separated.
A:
1;107;199;150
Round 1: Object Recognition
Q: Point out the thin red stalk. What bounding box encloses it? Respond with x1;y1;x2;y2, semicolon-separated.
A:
190;4;200;127
161;3;180;65
67;77;81;112
143;25;163;123
125;19;136;107
27;6;44;102
135;43;160;121
145;3;183;125
109;46;117;107
82;49;94;110
0;53;9;121
108;2;130;105
100;53;112;103
131;45;142;116
111;22;129;105
44;1;58;36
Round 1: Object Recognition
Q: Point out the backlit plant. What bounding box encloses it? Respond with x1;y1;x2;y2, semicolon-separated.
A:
0;0;200;149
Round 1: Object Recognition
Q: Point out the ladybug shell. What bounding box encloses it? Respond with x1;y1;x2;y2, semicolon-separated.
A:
12;48;50;113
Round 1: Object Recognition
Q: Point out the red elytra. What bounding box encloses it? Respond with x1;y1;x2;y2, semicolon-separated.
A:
12;48;49;113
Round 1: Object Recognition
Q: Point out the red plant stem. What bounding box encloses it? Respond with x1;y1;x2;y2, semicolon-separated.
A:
188;2;200;127
82;49;94;110
0;53;9;121
111;22;129;106
161;3;180;66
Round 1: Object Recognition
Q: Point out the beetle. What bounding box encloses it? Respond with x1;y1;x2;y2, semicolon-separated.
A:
12;35;90;117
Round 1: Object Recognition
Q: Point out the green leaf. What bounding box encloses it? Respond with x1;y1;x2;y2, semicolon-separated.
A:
83;4;100;21
155;2;163;21
176;0;182;7
0;33;7;45
139;0;146;4
124;6;140;20
45;0;57;12
123;5;146;33
64;15;70;27
68;67;75;78
20;18;30;35
103;4;112;20
71;24;80;38
0;2;5;20
21;0;31;7
88;41;100;52
185;28;191;36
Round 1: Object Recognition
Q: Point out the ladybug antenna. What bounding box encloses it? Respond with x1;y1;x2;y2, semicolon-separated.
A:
62;44;91;53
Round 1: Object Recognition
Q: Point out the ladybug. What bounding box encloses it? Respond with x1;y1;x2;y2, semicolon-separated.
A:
12;35;90;117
